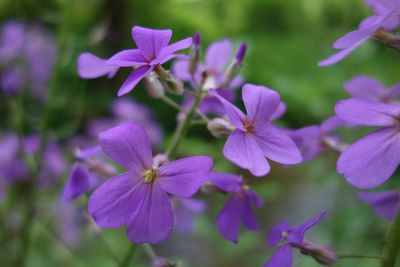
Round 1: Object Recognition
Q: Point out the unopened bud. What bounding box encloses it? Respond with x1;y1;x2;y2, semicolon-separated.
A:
222;42;247;89
144;72;165;98
235;42;247;63
155;65;184;95
207;118;235;137
152;257;180;267
297;240;338;265
189;32;201;74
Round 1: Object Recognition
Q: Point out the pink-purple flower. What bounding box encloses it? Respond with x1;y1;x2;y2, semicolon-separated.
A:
88;121;213;243
209;84;302;176
78;26;192;96
208;171;263;243
358;191;400;220
264;211;337;267
319;0;400;66
335;99;400;188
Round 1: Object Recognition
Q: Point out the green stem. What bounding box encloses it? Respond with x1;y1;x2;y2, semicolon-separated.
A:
160;95;186;113
338;254;383;260
143;244;157;260
119;244;137;267
380;211;400;267
165;83;204;158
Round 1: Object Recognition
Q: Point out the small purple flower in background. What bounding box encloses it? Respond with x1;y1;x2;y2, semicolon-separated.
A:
290;116;345;161
78;26;192;96
173;197;206;233
88;121;212;243
87;98;164;148
264;211;337;267
344;75;400;103
335;99;400;188
0;133;28;183
209;84;302;176
53;202;85;248
358;191;400;220
208;171;263;243
0;20;57;99
173;40;244;119
319;1;400;66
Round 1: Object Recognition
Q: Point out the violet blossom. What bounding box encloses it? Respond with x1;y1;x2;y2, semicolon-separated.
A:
78;26;192;96
319;1;400;66
335;99;400;188
88;121;212;243
208;171;263;243
358;191;400;220
264;211;337;267
344;75;400;103
209;84;302;176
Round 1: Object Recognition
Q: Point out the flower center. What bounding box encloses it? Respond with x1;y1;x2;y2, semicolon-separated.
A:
244;121;253;133
143;169;157;184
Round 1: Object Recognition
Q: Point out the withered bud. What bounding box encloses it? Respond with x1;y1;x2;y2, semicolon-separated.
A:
152;154;169;169
155;65;184;95
207;118;235;137
297;239;338;266
144;71;165;98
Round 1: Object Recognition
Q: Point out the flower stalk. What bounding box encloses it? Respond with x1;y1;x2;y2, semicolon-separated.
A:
380;211;400;267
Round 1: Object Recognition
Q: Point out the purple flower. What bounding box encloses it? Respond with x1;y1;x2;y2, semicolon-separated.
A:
264;211;337;267
335;99;400;188
208;171;263;243
173;197;206;233
209;84;302;176
290;116;344;161
78;26;192;96
0;133;28;183
53;202;85;248
88;121;213;243
344;75;400;102
319;1;400;66
358;191;400;220
0;21;57;99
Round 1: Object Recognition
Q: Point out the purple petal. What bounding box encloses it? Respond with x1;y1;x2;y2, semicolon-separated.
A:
224;129;270;176
253;125;302;165
246;189;264;208
88;171;144;227
0;133;19;163
61;163;91;202
289;210;327;245
107;49;147;67
242;84;281;126
263;245;293;267
208;89;246;130
156;156;213;198
271;102;287;121
333;24;379;49
216;195;241;243
172;60;191;81
335;99;399;127
318;37;368;67
358;191;400;220
155;37;193;64
205;40;232;71
240;194;260;231
337;127;400;188
117;65;152;96
174;198;205;233
131;26;172;61
320;116;344;133
207;171;242;193
267;221;290;247
344;75;386;100
126;183;173;244
180;198;206;212
78;53;119;79
99;121;153;172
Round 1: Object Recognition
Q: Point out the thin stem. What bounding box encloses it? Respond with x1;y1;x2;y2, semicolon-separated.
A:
165;83;204;158
160;95;186;113
143;244;157;260
380;211;400;267
119;244;137;267
338;254;383;260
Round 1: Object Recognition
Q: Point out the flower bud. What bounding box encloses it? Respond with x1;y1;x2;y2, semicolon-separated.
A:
155;65;184;95
144;71;165;98
189;32;201;74
297;239;338;265
152;154;169;169
207;118;235;137
222;42;247;88
152;257;180;267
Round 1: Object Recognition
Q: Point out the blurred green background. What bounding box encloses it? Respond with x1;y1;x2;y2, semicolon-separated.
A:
1;0;399;266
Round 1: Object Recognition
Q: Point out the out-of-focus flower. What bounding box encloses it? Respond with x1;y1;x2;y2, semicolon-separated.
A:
0;21;57;99
88;122;212;243
358;191;400;220
87;98;164;148
208;171;263;243
173;197;206;233
209;84;301;176
344;75;400;103
78;26;192;96
290;116;345;161
335;99;400;188
0;133;28;183
263;211;337;267
319;1;400;66
53;202;85;248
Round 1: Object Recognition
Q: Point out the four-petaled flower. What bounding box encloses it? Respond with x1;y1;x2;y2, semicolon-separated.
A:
209;84;302;176
78;26;192;96
88;121;213;243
